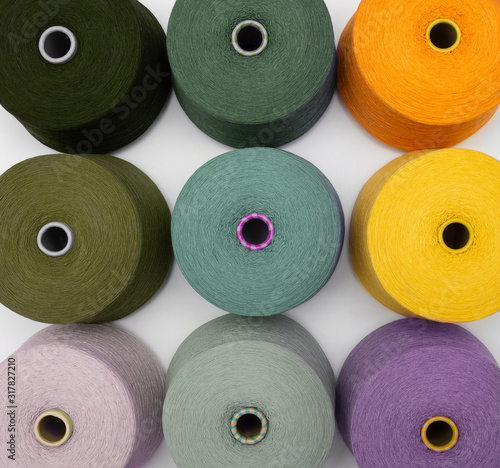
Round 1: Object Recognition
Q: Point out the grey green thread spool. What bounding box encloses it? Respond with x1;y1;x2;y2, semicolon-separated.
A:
167;0;336;147
0;154;172;324
163;314;335;468
0;0;170;154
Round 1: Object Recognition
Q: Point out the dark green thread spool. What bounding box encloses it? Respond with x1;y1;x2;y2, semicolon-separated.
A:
0;0;170;154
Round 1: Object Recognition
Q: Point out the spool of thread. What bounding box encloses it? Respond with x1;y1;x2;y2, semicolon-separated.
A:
350;148;500;322
163;314;335;468
338;0;500;150
0;154;172;323
0;324;165;467
167;0;336;148
172;147;344;316
336;319;500;467
0;0;170;154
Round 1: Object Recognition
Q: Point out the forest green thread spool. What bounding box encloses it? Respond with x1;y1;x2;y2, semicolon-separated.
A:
171;147;344;316
167;0;336;148
163;314;336;468
0;0;170;154
0;154;172;324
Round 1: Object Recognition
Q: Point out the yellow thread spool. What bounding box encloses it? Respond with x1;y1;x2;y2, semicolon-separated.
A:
421;416;459;452
35;409;73;447
350;148;500;322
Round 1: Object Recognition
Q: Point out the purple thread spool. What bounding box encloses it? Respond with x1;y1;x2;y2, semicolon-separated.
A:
237;213;274;250
336;319;500;468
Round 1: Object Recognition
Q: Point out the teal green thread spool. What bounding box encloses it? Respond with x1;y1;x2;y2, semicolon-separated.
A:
172;147;344;316
0;0;170;154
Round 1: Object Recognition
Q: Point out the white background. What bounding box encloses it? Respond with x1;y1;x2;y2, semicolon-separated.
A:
1;0;500;467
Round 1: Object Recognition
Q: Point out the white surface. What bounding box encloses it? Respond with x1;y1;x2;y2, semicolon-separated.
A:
1;0;500;467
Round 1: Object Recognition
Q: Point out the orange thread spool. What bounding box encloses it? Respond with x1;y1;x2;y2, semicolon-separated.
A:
338;0;500;150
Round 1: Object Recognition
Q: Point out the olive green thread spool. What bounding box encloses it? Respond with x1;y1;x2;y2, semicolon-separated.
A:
0;154;172;323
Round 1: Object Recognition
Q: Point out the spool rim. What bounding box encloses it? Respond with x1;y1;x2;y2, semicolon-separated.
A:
426;19;461;53
39;26;78;64
421;416;459;452
34;409;73;447
237;213;274;250
232;20;269;57
230;407;268;445
438;218;474;254
37;221;75;257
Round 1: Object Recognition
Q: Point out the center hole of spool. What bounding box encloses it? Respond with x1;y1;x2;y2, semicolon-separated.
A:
237;414;262;438
426;421;454;447
44;31;71;59
37;222;74;257
39;26;78;64
238;26;263;52
243;219;269;245
237;213;274;250
35;410;73;447
441;221;471;251
38;416;67;443
231;408;268;445
427;20;461;51
232;21;268;57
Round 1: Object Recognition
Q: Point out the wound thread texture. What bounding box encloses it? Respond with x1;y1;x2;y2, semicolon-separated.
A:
163;314;335;468
338;0;500;150
167;0;336;148
350;148;500;322
0;324;166;468
0;0;170;154
172;147;344;316
336;319;500;468
0;154;172;324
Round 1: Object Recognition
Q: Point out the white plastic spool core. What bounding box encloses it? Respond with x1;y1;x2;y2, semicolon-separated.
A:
232;21;268;57
39;26;78;64
37;222;74;257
